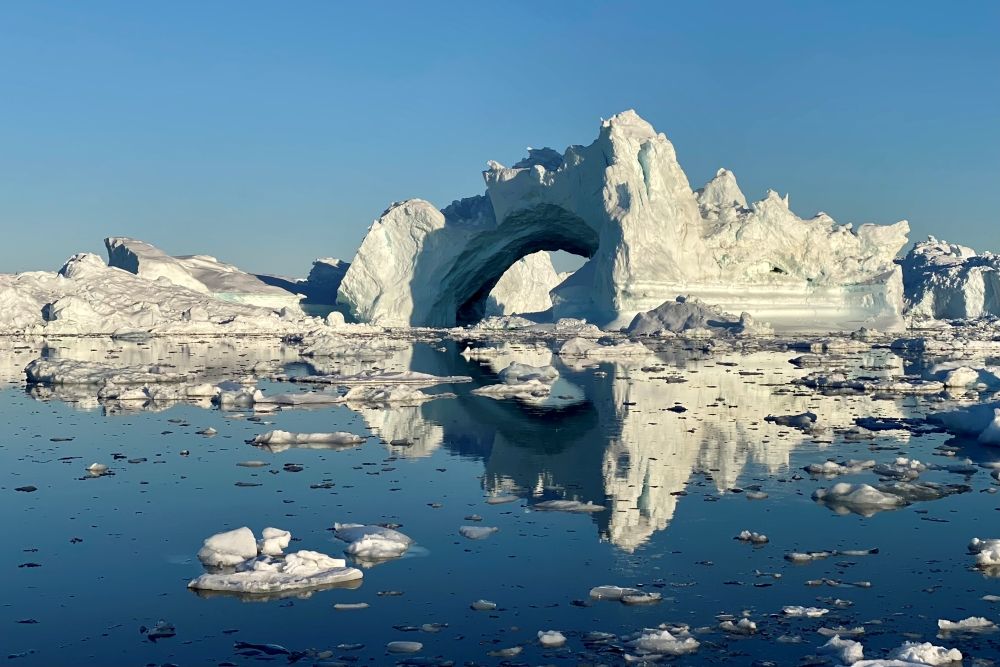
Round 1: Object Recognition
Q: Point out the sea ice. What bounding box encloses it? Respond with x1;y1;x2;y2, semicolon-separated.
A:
537;630;567;648
333;523;413;560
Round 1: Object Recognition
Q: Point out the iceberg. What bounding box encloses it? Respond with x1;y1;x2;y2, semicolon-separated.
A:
337;110;909;331
900;236;1000;320
106;237;305;310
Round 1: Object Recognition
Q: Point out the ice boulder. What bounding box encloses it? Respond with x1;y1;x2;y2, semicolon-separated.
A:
197;527;259;567
900;236;1000;320
337;110;908;331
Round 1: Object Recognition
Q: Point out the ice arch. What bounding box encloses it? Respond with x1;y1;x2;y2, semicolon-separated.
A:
338;110;909;330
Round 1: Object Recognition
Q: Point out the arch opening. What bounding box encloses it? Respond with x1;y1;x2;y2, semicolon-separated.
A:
445;204;599;326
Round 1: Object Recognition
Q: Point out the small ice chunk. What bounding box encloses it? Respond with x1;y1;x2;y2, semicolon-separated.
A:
258;527;291;556
630;628;700;655
889;641;962;665
719;618;757;635
471;599;497;611
812;483;906;514
252;430;365;446
589;585;641;600
537;630;566;647
621;591;661;605
197;527;258;567
386;641;422;653
937;616;997;632
735;530;768;544
86;462;109;476
532;499;605;513
783;606;829;618
458;526;498;540
969;537;1000;567
333;523;412;560
820;635;864;664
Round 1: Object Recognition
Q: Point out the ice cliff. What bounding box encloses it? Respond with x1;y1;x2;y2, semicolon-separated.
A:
900;236;1000;320
337;110;909;331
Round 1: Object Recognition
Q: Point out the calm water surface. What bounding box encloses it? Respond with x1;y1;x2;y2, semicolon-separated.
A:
2;338;999;665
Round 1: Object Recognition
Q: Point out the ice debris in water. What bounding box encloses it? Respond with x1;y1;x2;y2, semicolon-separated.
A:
386;641;422;653
188;527;362;594
735;530;769;544
629;627;700;656
719;618;757;635
812;483;906;513
333;523;413;561
532;499;605;513
197;527;258;567
766;412;818;431
820;635;864;664
251;430;365;446
458;526;498;540
969;537;1000;568
804;459;875;476
937;616;997;632
782;605;829;617
537;630;566;648
471;599;497;611
888;641;962;665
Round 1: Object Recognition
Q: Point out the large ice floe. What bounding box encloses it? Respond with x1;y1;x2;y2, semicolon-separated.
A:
188;527;362;596
337;110;909;331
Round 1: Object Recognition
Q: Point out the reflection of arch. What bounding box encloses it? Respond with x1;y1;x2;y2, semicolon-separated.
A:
426;204;599;325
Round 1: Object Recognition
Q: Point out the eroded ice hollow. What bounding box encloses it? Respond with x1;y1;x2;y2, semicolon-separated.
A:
337;110;909;331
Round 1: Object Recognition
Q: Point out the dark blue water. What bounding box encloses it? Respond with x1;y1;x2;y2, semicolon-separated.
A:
2;340;999;665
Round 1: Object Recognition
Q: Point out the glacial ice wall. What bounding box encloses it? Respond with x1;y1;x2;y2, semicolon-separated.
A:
337;110;909;331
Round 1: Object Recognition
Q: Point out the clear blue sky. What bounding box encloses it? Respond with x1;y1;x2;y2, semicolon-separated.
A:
1;1;997;276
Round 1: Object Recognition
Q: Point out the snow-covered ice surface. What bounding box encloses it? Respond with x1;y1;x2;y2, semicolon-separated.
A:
6;331;1000;665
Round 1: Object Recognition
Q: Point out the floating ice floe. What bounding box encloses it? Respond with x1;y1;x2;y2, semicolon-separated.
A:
811;483;907;514
969;538;1000;568
471;599;497;611
557;337;650;358
872;457;927;481
782;605;829;618
820;635;864;664
804;459;875;476
25;358;185;386
332;523;413;561
795;371;944;394
936;616;996;633
188;527;362;595
887;641;962;665
471;362;559;402
532;499;606;513
251;430;366;450
735;530;769;544
628;627;700;656
458;526;498;540
719;618;757;635
766;411;820;431
537;630;567;648
812;481;969;516
282;370;471;387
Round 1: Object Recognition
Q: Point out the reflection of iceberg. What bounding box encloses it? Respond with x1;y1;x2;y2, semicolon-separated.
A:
600;351;908;551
